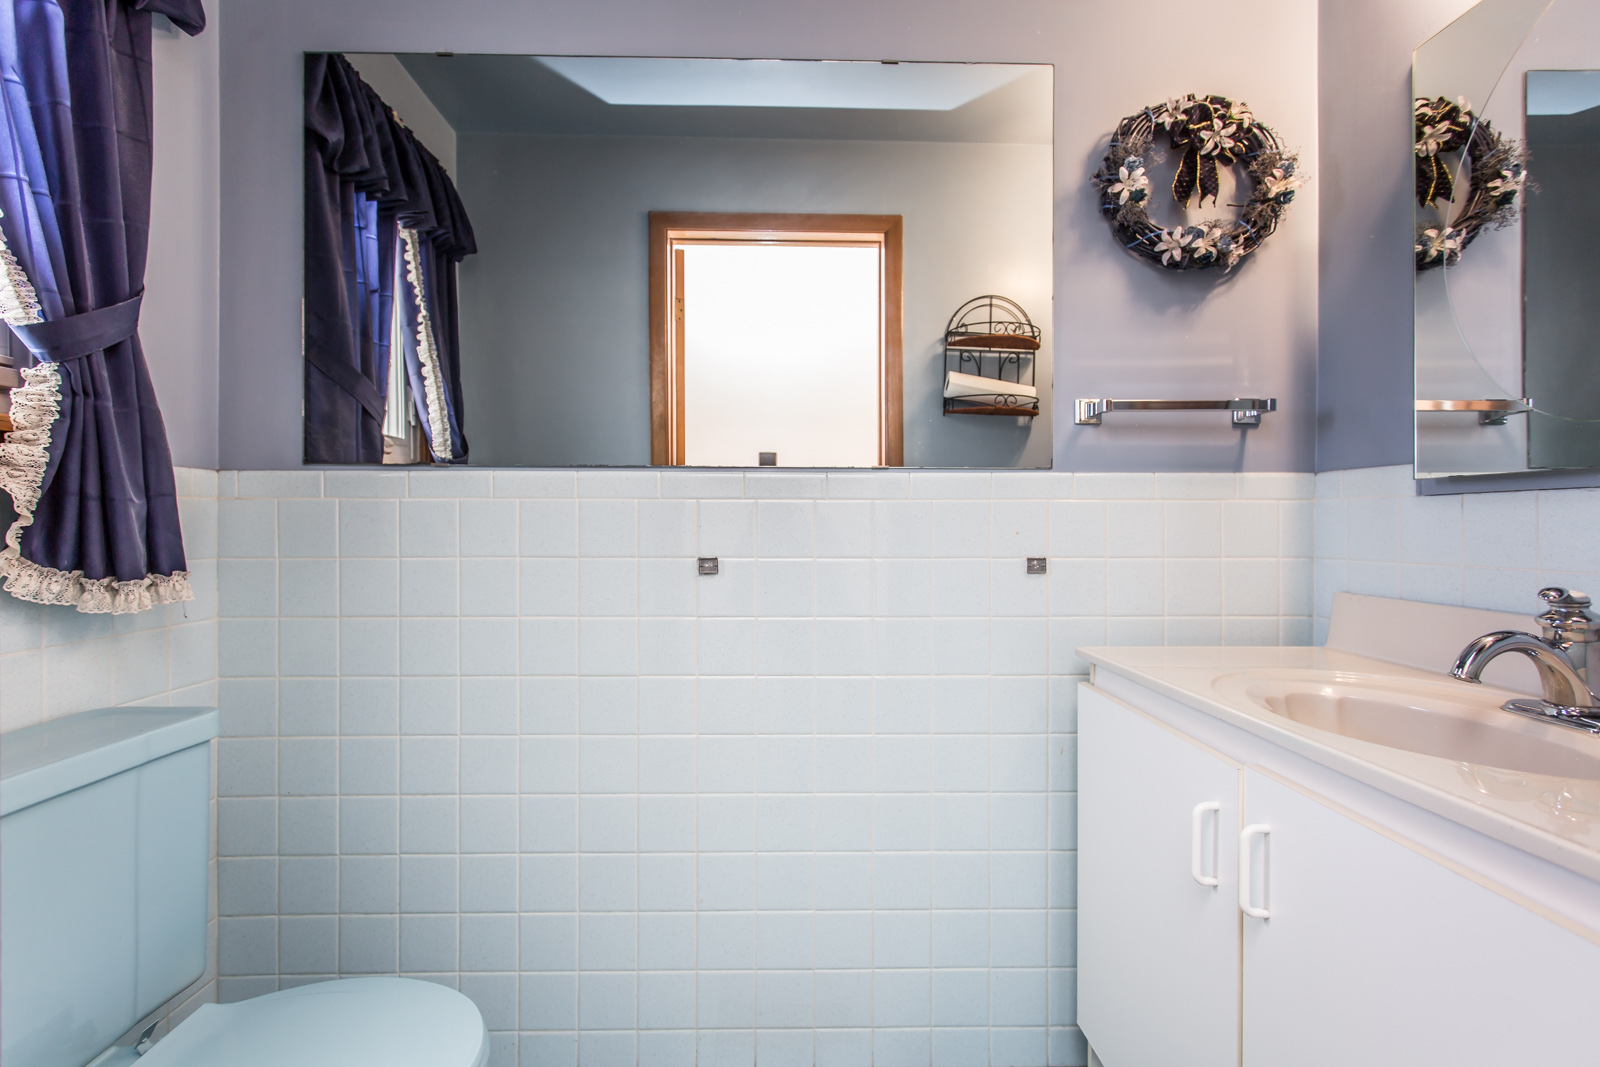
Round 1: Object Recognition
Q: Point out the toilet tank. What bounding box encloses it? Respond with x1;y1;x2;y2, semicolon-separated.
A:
1;707;219;1067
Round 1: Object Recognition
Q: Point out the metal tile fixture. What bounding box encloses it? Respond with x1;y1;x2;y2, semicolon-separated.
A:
1027;557;1047;575
698;557;720;575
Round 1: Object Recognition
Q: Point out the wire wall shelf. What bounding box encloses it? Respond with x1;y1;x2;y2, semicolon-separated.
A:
942;295;1041;418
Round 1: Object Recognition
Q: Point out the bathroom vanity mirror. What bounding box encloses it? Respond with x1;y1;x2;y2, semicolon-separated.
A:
1414;0;1600;478
303;53;1054;469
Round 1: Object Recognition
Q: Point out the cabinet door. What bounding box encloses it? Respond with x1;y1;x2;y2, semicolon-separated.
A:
1241;769;1600;1067
1078;685;1241;1067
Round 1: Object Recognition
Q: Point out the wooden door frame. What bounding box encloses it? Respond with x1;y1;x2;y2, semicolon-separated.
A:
648;211;904;467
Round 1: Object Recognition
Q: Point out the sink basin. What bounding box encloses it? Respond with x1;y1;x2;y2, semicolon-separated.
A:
1212;670;1600;781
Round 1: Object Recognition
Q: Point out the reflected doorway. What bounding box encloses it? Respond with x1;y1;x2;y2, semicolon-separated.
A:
649;212;903;466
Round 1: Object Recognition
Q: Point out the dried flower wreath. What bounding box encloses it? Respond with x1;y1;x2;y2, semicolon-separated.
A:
1094;94;1303;273
1414;96;1526;270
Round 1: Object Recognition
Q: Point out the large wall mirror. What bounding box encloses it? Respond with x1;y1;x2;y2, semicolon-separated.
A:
303;54;1054;470
1414;0;1600;478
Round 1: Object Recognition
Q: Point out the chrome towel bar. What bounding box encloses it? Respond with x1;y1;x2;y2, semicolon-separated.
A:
1075;397;1278;427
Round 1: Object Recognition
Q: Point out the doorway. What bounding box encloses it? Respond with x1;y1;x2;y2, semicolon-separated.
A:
649;212;903;466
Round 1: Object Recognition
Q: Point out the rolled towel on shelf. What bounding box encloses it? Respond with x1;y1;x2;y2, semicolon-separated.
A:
943;370;1038;404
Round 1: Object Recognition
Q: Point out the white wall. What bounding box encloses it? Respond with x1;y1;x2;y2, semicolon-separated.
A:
216;0;1319;471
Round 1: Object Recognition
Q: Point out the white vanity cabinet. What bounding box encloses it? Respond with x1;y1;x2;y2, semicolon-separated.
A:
1078;683;1241;1067
1080;683;1600;1067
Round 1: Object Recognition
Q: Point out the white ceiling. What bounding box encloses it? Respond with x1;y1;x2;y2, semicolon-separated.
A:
537;57;1034;111
1526;69;1600;115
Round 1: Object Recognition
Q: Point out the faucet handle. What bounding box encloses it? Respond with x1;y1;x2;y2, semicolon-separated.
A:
1538;587;1596;644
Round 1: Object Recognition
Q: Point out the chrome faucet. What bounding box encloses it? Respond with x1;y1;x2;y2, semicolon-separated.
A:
1451;588;1600;733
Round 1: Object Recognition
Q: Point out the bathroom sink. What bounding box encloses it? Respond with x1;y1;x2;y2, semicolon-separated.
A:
1211;670;1600;781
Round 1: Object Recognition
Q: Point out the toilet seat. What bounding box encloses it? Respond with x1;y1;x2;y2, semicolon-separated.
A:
137;977;488;1067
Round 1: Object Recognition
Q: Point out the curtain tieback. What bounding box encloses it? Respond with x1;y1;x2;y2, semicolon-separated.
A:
11;291;143;363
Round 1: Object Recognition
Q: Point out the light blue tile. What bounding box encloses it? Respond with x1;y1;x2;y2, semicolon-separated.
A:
400;914;458;972
274;678;333;736
279;618;337;676
400;736;459;795
461;500;517;557
340;737;398;795
401;558;459;617
218;738;276;796
219;678;276;737
219;499;277;557
400;500;459;557
460;558;518;616
460;854;518;912
280;915;338;974
219;559;276;617
278;499;337;558
400;796;459;854
279;797;337;854
461;676;518;734
279;559;338;617
218;916;277;976
401;618;460;676
339;915;397;974
339;855;399;912
279;739;338;796
460;795;517;852
401;677;459;734
340;499;399;557
325;470;407;498
495;470;575;498
401;855;460;913
218;797;276;856
340;796;399;854
341;558;399;616
460;618;518;675
220;619;276;677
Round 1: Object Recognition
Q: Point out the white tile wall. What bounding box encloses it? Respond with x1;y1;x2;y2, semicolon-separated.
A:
0;465;222;1043
26;460;1600;1066
211;467;1314;1067
0;466;220;729
1313;465;1600;643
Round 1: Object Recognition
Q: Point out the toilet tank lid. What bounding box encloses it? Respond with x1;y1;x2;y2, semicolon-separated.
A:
1;707;219;817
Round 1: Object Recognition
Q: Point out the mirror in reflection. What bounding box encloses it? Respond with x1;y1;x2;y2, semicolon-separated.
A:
1413;0;1600;478
302;54;1054;469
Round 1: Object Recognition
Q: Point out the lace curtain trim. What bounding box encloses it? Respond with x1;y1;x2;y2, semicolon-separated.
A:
0;226;193;613
400;227;454;462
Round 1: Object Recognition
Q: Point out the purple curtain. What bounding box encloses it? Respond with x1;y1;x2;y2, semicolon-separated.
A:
303;53;475;464
0;0;204;613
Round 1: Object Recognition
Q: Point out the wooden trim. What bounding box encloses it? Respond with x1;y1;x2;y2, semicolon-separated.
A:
647;211;904;467
882;215;904;467
648;214;671;465
672;247;686;465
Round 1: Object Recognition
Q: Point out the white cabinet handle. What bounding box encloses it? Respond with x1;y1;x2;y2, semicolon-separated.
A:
1239;824;1271;919
1191;801;1221;887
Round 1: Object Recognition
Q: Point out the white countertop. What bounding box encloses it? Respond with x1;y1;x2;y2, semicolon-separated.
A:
1080;643;1600;885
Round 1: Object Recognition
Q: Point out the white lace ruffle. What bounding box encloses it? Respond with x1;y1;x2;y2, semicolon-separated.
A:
0;227;193;614
0;208;42;327
2;554;193;613
400;227;454;462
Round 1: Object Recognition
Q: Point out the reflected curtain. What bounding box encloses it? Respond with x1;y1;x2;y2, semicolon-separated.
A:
0;0;205;614
303;54;475;464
